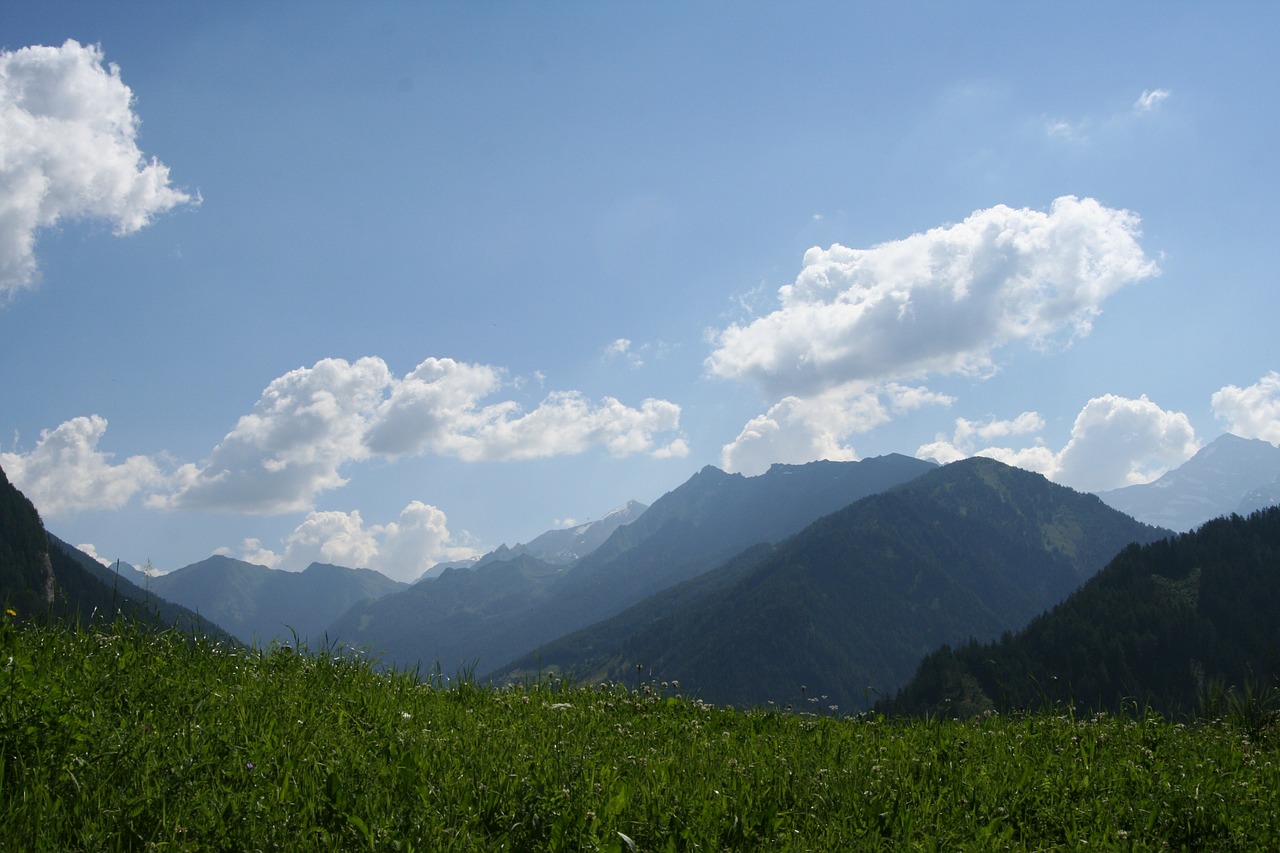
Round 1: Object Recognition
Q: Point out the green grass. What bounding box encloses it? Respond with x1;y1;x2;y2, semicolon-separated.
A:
2;615;1278;851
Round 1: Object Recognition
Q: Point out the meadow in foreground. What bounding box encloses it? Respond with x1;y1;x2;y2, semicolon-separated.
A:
2;616;1277;851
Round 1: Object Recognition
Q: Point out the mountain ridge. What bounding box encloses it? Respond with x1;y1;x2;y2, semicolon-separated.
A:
327;454;939;676
150;556;406;647
496;457;1171;711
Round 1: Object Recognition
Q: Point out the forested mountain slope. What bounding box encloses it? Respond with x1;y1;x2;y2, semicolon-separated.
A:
884;506;1280;718
500;457;1170;711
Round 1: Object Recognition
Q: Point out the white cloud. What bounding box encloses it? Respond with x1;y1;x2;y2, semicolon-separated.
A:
154;356;684;513
362;358;498;459
711;197;1155;473
918;394;1199;492
1211;372;1280;445
1134;88;1171;113
453;392;682;462
367;357;683;463
0;415;162;516
707;197;1157;399
238;501;480;583
722;382;953;476
652;438;690;459
0;40;195;299
602;338;642;367
155;357;391;514
75;542;112;567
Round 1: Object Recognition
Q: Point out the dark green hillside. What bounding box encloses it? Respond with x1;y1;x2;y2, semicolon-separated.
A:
0;464;225;635
509;458;1168;712
885;506;1280;718
0;465;51;614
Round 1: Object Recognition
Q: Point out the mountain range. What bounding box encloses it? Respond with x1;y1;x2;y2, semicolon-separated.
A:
494;457;1169;711
328;454;938;676
148;557;407;647
4;432;1279;720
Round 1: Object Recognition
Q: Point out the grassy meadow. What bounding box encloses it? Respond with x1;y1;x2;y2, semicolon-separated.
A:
2;614;1277;851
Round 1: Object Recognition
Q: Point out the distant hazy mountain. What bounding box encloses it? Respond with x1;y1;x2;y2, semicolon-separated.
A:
414;500;648;581
1096;434;1280;531
0;463;225;636
327;454;937;676
150;557;406;647
497;458;1170;712
885;506;1280;719
503;500;649;565
333;553;567;674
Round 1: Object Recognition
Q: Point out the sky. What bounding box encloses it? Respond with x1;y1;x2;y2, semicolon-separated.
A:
2;3;1279;582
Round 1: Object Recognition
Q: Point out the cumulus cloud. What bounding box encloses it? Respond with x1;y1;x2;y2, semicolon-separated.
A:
365;357;682;462
154;356;683;513
155;357;390;514
0;40;194;299
722;382;953;476
1211;372;1280;445
918;394;1200;492
0;415;162;516
711;197;1156;473
237;501;480;583
708;197;1157;398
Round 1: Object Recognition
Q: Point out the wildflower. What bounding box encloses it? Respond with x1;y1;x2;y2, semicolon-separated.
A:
401;712;412;719
4;608;15;618
245;762;255;770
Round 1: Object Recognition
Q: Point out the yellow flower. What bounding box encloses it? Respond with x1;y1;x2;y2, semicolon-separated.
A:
4;609;15;618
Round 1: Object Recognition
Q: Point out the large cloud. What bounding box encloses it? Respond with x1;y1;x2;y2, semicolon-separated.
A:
153;356;684;513
0;415;162;515
156;357;391;513
709;196;1157;471
708;196;1157;398
918;394;1199;492
1212;372;1280;445
0;40;194;298
365;357;684;462
237;501;479;583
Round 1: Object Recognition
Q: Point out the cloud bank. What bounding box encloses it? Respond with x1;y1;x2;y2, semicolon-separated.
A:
918;394;1200;492
147;355;684;514
5;356;684;520
0;40;194;299
711;196;1159;472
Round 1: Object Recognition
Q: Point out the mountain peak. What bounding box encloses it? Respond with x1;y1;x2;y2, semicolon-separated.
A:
1096;433;1280;531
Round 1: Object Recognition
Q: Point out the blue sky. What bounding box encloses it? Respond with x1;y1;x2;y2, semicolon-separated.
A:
2;3;1278;581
